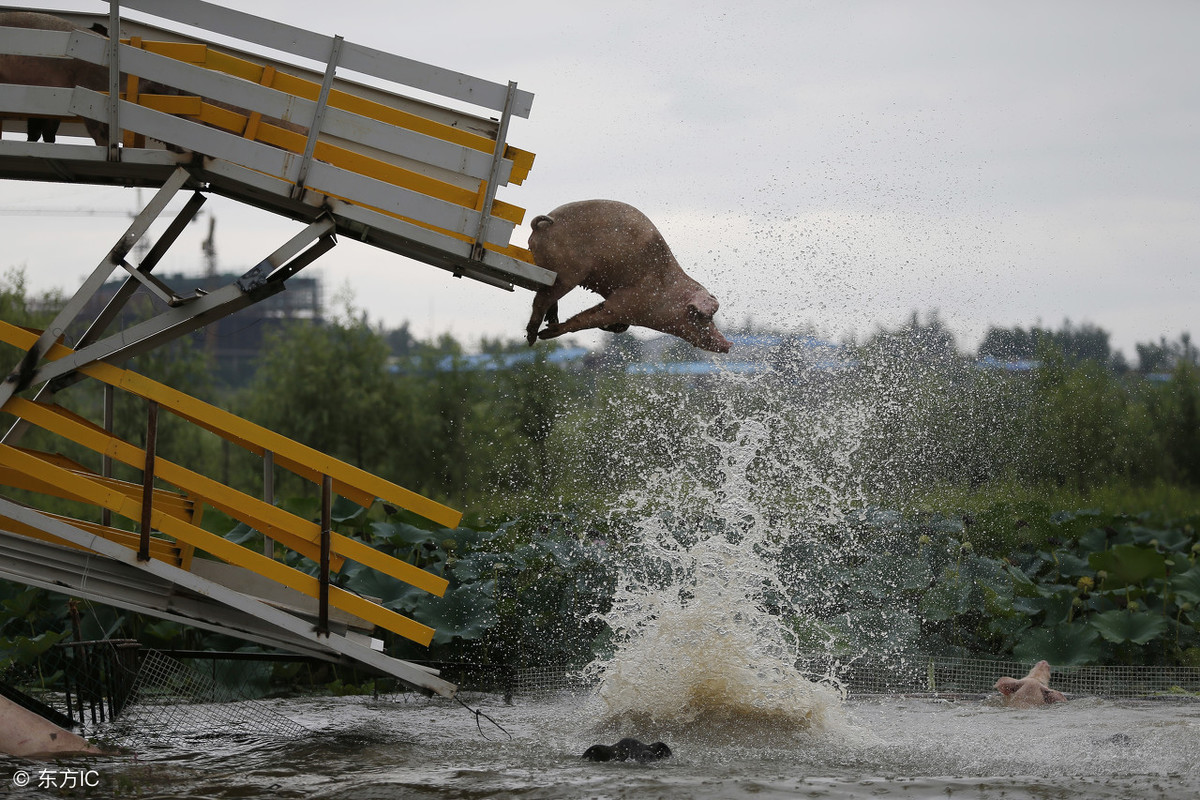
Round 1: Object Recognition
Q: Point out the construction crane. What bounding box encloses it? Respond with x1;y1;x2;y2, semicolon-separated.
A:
202;213;217;277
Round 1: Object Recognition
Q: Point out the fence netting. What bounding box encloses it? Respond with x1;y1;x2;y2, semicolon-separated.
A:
514;656;1200;700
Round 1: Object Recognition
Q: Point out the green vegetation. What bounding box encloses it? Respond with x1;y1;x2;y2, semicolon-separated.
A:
781;508;1200;668
2;272;1199;688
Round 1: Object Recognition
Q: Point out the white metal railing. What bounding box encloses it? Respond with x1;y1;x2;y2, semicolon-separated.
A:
0;1;551;289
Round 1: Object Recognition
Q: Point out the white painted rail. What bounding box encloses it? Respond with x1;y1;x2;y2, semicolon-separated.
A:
0;1;553;291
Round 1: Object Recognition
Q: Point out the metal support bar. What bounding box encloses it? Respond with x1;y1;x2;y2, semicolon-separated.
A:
1;188;207;448
138;399;158;562
0;502;457;695
106;0;122;161
30;282;283;394
237;217;336;291
470;81;519;264
318;474;332;636
83;191;209;341
0;167;191;414
291;34;344;199
265;234;336;284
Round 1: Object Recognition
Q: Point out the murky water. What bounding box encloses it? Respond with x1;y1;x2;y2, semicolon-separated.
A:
5;692;1200;799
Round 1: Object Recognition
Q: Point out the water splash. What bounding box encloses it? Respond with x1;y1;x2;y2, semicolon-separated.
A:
581;368;878;741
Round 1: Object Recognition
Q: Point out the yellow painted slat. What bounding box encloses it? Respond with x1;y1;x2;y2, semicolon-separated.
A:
188;104;525;225
21;447;198;519
132;40;209;64
3;396;340;570
0;322;453;594
141;40;535;184
94;363;462;531
0;511;183;565
0;322;460;529
5;394;448;597
0;445;435;646
0;456;195;521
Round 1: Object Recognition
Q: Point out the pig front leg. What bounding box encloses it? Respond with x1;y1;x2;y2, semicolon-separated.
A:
526;285;569;345
537;301;624;340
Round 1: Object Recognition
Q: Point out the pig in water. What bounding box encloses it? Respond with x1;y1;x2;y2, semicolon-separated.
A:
994;660;1068;708
525;199;731;353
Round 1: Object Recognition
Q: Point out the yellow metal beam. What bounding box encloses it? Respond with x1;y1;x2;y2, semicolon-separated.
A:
3;396;342;571
0;445;437;646
0;510;184;566
132;38;536;183
0;320;462;529
14;447;199;520
0;324;452;599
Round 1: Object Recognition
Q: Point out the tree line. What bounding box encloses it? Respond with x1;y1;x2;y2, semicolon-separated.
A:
1;273;1197;524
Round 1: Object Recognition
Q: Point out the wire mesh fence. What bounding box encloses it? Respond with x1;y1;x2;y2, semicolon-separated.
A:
511;655;1200;700
9;643;1200;748
110;649;309;740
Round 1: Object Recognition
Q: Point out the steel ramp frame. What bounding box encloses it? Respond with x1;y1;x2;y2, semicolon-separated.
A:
0;0;555;292
0;165;335;411
0;501;455;695
0;318;462;696
0;0;554;698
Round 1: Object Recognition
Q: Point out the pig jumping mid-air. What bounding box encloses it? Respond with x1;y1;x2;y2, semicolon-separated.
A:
525;199;731;353
994;660;1068;708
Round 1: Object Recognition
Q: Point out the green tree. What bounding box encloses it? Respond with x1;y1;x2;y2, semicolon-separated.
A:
240;304;401;493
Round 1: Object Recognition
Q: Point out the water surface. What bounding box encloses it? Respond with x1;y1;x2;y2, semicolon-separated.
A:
6;692;1198;799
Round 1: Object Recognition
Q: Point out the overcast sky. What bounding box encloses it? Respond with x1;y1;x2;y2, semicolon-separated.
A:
3;1;1197;357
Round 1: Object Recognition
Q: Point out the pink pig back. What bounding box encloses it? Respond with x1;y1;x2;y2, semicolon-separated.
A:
528;199;684;296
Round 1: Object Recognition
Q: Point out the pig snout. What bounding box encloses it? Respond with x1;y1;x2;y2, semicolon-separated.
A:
686;317;732;353
684;292;732;353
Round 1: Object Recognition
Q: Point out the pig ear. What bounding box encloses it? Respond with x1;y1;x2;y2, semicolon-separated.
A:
994;677;1021;696
688;292;719;319
1042;688;1068;704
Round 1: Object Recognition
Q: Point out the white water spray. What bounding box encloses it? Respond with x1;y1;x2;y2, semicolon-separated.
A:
581;369;878;741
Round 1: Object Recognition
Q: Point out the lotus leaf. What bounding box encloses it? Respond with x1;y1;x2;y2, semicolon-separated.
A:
1089;609;1169;645
853;553;934;599
1012;585;1076;626
1088;544;1167;586
1013;622;1101;665
0;630;69;667
371;521;437;547
330;497;367;524
1151;526;1194;553
1053;551;1094;579
1172;566;1200;605
1078;527;1109;553
411;580;497;645
918;568;973;622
